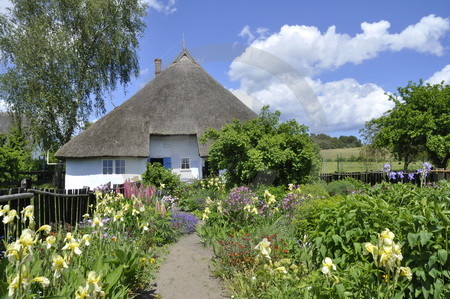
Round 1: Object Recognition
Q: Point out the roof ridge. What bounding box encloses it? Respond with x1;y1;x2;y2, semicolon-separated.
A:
171;48;197;65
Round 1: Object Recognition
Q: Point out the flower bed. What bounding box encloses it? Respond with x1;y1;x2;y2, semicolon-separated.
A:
0;185;198;298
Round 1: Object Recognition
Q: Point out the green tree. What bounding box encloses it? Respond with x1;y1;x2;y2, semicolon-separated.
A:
0;115;36;185
0;0;147;150
362;81;450;170
201;106;321;187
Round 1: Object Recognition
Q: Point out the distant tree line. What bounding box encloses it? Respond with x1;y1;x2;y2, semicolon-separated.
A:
310;133;362;150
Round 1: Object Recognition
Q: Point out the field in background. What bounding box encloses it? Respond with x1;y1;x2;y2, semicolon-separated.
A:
320;147;424;173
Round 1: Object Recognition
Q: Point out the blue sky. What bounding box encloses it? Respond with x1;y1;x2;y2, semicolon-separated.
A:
1;0;449;137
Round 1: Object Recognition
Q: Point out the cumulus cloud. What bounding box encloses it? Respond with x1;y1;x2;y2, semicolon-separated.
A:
231;15;449;81
144;0;177;14
426;65;450;85
232;76;392;133
238;25;270;44
229;15;449;133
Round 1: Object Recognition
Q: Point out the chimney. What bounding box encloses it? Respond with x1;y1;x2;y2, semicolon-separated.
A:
154;58;162;75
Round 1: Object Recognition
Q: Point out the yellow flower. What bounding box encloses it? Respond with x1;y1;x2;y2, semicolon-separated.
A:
82;213;90;219
205;197;213;205
21;205;34;222
52;254;69;278
400;266;413;280
3;209;18;224
62;240;82;255
86;271;103;292
364;242;378;255
113;211;124;222
321;257;336;275
37;224;52;233
64;232;75;242
31;277;50;287
92;216;103;228
251;207;259;215
244;204;251;212
204;207;211;214
288;183;294;191
18;229;36;251
202;213;209;221
75;285;90;299
82;234;91;246
8;275;19;297
45;236;56;249
275;266;288;274
0;204;10;216
380;228;395;244
6;241;20;263
255;238;271;259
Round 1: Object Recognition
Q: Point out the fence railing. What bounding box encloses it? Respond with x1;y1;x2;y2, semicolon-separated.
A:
319;169;449;184
0;187;95;241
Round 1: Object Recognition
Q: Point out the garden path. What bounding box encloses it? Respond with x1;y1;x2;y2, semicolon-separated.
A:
154;232;227;298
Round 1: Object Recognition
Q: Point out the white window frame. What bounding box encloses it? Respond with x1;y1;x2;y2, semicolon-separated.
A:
115;160;125;174
103;159;125;175
181;157;190;169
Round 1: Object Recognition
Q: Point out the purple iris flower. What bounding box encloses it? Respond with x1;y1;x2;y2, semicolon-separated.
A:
408;173;415;180
388;171;397;180
382;163;391;173
397;171;404;179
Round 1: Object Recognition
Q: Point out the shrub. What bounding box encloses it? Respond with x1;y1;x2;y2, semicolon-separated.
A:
141;162;182;194
326;179;356;196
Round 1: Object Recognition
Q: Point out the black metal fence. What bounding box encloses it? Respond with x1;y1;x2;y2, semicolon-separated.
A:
319;170;449;184
0;187;95;241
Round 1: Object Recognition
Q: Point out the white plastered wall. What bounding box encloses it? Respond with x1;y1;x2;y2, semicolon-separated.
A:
65;158;147;189
149;135;203;181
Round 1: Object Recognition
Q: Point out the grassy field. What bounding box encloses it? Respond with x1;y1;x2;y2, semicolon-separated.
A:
320;147;424;173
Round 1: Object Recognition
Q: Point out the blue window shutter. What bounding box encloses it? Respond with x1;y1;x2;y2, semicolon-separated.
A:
163;157;172;169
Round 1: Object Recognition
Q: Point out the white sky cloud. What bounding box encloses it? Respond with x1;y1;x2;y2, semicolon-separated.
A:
0;0;11;15
0;100;7;111
144;0;177;14
229;15;449;134
426;65;450;85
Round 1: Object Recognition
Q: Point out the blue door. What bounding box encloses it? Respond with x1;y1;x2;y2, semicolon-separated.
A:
163;157;172;169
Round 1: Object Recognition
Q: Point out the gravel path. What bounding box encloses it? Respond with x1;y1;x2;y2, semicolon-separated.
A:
154;233;227;299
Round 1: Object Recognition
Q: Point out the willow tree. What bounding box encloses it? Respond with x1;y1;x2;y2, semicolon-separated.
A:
0;0;147;150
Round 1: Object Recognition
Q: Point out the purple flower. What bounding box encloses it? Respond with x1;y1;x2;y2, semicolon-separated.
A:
408;173;415;180
388;171;397;180
382;163;391;173
397;171;404;179
171;212;199;234
423;162;432;173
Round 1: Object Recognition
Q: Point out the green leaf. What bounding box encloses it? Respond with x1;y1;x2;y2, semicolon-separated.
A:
407;232;419;248
433;280;444;299
335;284;345;298
437;249;448;265
332;234;342;245
419;230;432;245
105;265;124;294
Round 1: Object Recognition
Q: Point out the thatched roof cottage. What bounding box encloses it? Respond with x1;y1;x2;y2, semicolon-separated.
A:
55;49;257;189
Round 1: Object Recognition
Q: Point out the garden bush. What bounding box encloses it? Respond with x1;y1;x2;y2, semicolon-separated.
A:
326;179;356;195
141;162;182;194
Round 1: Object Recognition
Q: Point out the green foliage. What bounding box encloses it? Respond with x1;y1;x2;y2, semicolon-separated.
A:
141;163;182;194
0;118;37;185
362;81;450;169
301;182;450;298
326;179;356;196
202;106;321;187
311;133;362;149
0;0;147;148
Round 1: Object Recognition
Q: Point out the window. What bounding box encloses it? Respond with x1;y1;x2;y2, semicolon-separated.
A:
115;160;125;174
103;160;125;174
103;160;113;174
181;157;190;169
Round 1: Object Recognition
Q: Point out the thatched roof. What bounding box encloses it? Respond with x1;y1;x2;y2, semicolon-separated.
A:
55;49;257;159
